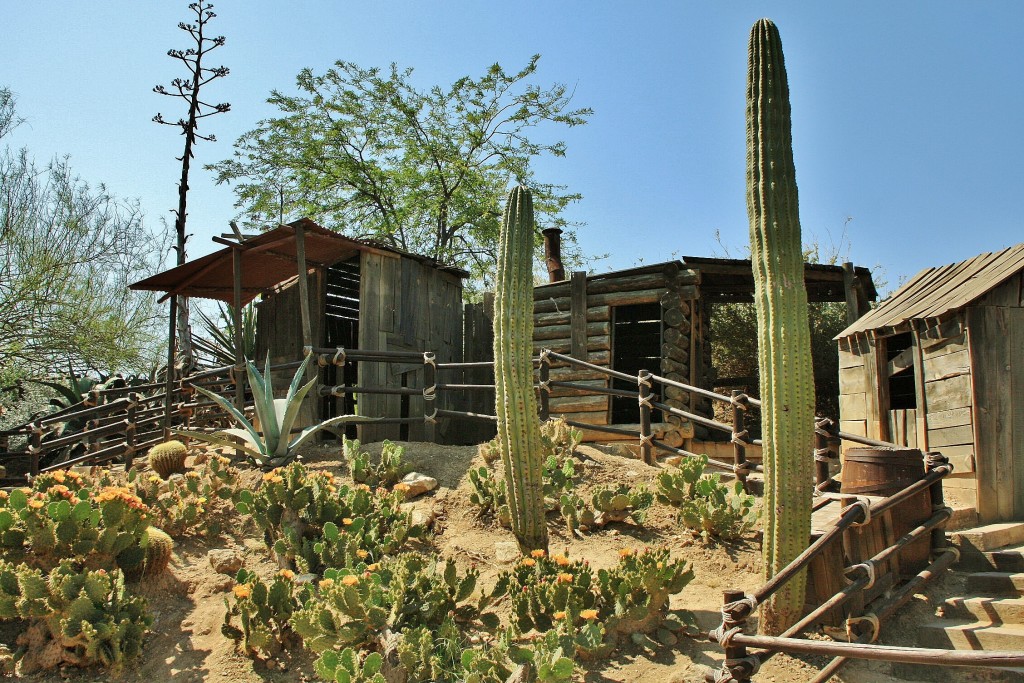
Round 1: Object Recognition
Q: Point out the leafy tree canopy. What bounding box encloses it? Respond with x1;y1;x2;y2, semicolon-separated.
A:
209;55;592;291
0;88;166;380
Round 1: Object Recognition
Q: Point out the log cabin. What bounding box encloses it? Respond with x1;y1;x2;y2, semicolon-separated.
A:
835;243;1024;523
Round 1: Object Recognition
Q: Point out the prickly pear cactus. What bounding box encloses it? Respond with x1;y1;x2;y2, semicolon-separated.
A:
493;186;548;553
745;18;816;634
148;440;188;479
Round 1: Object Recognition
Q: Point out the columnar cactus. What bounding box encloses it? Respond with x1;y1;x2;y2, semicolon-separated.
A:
493;186;548;553
746;18;816;634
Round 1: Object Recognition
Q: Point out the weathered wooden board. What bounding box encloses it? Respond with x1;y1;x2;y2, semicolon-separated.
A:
532;271;696;299
839;366;867;394
839;392;867;421
926;406;973;430
922;349;971;382
932;444;975;474
927;424;975;448
555;411;608;425
548;367;609;382
533;287;696;314
534;322;610;340
967;305;1023;522
922;330;968;359
924;373;973;412
549;379;608;398
887;409;918;448
532;336;611;355
534;306;611;327
549;395;609;413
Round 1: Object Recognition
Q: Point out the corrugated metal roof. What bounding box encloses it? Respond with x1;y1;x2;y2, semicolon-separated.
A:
836;243;1024;338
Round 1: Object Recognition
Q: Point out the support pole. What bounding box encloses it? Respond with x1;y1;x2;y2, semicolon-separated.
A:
163;295;178;438
731;390;749;491
232;245;246;414
842;261;859;327
814;418;834;491
926;451;950;553
638;369;653;465
538;351;550;422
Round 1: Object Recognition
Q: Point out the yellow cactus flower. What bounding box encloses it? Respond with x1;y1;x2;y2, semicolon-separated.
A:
356;549;369;559
342;517;354;526
521;558;536;567
148;475;161;483
367;563;380;571
557;573;573;584
318;578;335;589
27;499;45;510
553;554;570;567
580;609;599;620
341;575;359;586
530;549;546;559
553;611;566;620
233;584;252;599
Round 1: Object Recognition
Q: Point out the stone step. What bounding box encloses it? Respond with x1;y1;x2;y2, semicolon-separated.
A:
951;523;1024;553
918;619;1024;651
941;596;1024;624
958;544;1024;573
966;572;1024;596
947;505;981;532
892;661;1024;683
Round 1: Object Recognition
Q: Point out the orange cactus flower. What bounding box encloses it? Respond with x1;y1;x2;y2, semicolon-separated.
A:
553;554;570;566
553;611;566;620
530;549;546;559
318;578;335;589
619;548;634;558
393;483;410;492
340;575;359;586
557;573;573;584
27;499;45;510
278;569;295;580
580;609;599;620
367;563;380;571
342;517;354;526
233;584;252;599
356;549;369;559
521;558;536;567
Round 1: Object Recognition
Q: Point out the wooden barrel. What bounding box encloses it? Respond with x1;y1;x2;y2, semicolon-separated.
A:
841;447;932;575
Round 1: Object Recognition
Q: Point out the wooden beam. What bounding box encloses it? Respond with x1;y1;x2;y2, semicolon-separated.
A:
570;271;587;360
842;261;860;326
886;345;915;378
911;322;929;451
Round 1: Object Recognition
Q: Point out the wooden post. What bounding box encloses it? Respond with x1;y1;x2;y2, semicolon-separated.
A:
29;421;42;478
125;393;138;470
722;589;751;683
814;418;833;491
423;351;437;443
570;271;587;360
638;369;653;465
294;223;314;377
731;390;748;490
163;295;178;438
538;352;550;421
842;262;859;326
232;245;246;415
926;452;949;553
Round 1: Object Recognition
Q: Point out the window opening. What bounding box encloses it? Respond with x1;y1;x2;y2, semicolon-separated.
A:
886;332;917;410
323;256;360;439
610;302;662;424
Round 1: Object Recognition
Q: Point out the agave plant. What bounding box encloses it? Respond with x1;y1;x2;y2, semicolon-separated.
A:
175;354;372;469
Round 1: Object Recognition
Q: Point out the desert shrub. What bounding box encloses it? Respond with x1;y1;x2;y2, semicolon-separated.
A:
656;454;759;541
235;462;418;574
342;438;411;488
0;559;151;674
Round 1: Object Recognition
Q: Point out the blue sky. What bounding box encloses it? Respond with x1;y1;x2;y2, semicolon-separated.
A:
3;1;1022;295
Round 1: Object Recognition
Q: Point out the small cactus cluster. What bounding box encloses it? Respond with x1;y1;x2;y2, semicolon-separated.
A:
468;466;511;526
147;440;189;479
223;568;312;658
314;648;387;683
0;480;152;576
342;438;411;488
656;454;759;542
539;418;583;460
291;554;497;655
235;462;417;574
128;454;241;538
0;559;151;674
560;485;654;533
491;547;694;658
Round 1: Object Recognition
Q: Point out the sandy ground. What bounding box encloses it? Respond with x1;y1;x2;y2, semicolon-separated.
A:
4;440;958;682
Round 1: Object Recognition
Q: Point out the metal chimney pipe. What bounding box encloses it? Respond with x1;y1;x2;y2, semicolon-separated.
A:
541;227;566;283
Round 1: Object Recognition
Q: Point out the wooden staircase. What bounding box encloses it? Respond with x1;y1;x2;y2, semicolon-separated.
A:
898;522;1024;682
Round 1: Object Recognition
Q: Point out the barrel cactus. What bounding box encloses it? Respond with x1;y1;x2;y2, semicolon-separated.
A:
746;18;816;634
493;186;548;553
148;440;188;479
143;528;174;577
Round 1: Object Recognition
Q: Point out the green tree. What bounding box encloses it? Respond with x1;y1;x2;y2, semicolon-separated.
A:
209;55;591;290
0;88;165;378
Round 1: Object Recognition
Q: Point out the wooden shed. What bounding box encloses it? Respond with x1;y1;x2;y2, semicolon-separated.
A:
835;244;1024;523
253;222;468;444
533;256;876;448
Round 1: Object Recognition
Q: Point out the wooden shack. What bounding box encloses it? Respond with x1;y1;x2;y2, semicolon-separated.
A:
254;221;468;444
533;256;876;448
835;244;1024;523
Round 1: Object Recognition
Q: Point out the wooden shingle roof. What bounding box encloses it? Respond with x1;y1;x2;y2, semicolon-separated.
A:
836;243;1024;339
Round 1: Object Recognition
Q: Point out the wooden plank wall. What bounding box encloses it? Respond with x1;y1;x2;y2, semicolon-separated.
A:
357;253;463;443
456;297;497;445
966;273;1024;522
919;318;977;509
837;334;871;455
254;270;325;428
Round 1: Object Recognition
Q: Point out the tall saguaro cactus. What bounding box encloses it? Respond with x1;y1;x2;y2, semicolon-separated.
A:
494;186;549;553
746;18;816;634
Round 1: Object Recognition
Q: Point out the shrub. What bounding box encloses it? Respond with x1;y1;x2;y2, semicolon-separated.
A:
656;454;759;541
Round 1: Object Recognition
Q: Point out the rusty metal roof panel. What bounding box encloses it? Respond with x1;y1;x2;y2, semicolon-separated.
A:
836;243;1024;338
